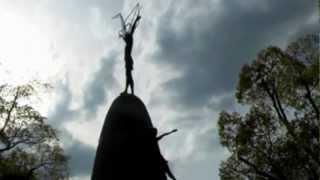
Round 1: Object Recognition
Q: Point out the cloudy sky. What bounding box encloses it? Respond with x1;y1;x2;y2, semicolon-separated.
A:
0;0;317;179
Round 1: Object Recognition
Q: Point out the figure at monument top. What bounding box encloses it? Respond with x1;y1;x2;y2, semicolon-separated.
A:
113;4;142;95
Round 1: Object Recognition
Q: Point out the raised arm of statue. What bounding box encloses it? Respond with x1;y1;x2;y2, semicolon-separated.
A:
112;13;127;35
113;3;142;38
130;15;141;35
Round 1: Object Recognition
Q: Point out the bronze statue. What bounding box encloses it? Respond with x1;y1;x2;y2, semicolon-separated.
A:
113;4;141;94
106;4;178;180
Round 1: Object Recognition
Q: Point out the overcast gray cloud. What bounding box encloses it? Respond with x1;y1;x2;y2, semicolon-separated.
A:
55;0;316;179
151;1;317;179
66;137;96;177
49;78;76;125
83;53;118;116
154;0;316;108
1;0;317;180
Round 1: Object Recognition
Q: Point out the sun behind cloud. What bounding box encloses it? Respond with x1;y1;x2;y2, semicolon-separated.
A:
0;10;59;84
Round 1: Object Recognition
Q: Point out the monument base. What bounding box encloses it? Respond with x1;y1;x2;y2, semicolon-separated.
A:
91;94;170;180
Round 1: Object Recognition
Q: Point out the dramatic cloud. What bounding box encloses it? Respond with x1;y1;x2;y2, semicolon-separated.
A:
50;0;317;179
154;0;316;108
83;53;118;116
1;0;317;180
66;138;96;177
48;79;76;126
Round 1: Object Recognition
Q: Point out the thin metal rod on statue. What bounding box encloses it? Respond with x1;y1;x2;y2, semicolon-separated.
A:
124;3;141;23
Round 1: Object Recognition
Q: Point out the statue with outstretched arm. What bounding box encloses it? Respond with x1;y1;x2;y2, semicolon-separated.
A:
112;3;141;94
117;14;140;94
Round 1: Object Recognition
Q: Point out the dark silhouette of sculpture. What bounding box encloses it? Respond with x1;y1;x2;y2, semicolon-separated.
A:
157;129;178;141
91;94;177;180
92;4;177;180
122;15;140;94
151;128;177;180
113;4;141;94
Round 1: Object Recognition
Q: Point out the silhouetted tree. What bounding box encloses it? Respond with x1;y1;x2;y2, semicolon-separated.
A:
0;82;69;179
218;34;319;180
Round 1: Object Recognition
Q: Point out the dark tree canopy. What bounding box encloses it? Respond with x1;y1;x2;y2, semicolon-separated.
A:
0;82;69;179
218;34;319;180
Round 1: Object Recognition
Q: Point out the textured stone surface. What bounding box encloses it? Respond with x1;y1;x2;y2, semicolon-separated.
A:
91;94;167;180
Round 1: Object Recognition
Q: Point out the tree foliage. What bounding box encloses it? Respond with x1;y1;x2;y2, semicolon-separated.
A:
0;82;68;179
218;34;319;180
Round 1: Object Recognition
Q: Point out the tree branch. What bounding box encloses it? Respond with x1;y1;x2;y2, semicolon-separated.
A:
27;161;54;178
304;83;319;121
238;156;280;180
250;144;287;180
262;81;320;166
0;91;19;133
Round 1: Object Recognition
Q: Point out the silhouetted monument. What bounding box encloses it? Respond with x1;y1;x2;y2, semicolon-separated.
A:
91;94;176;180
92;4;177;180
112;3;142;94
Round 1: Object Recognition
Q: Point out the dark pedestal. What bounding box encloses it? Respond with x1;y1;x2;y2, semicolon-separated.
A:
91;94;168;180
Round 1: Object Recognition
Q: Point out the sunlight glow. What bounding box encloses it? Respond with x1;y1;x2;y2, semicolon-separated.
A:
0;11;57;84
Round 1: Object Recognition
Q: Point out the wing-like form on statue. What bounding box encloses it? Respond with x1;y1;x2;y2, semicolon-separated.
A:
112;3;142;37
124;3;141;25
112;13;126;37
